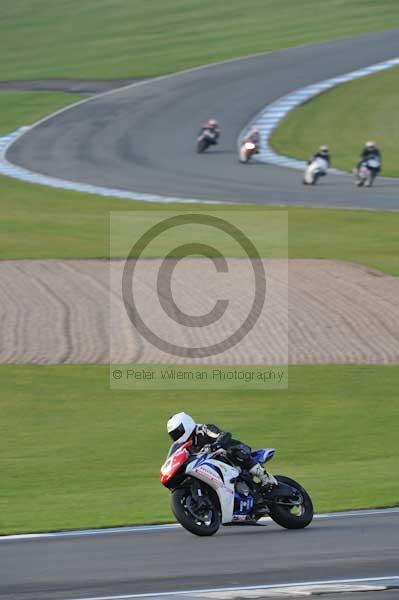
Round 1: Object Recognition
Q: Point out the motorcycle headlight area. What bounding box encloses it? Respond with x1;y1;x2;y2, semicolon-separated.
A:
161;459;173;475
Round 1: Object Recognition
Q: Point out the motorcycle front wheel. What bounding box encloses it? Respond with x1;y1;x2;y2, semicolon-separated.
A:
171;485;221;536
197;139;208;153
239;148;249;163
312;172;320;185
268;475;313;529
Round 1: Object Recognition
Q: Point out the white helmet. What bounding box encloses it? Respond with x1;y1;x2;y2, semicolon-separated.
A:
167;412;196;443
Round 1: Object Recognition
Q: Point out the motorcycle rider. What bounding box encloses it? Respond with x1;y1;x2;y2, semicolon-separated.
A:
309;144;331;167
303;145;330;185
356;141;381;186
167;412;276;490
243;127;261;152
199;118;221;144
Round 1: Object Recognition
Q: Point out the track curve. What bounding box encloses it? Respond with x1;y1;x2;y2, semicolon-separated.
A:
7;30;399;210
1;511;398;599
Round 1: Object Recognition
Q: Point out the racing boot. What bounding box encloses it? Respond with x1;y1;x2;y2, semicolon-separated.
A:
249;463;277;491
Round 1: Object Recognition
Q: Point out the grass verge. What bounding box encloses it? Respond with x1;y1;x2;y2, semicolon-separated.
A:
1;174;399;275
1;1;399;80
271;67;399;177
0;364;398;534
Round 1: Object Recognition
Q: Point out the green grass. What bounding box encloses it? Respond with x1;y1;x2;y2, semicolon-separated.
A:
0;364;398;534
1;1;398;80
271;67;399;177
0;92;87;136
1;174;399;274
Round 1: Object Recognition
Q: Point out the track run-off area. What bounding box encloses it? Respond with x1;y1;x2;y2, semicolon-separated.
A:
1;258;399;365
4;29;399;210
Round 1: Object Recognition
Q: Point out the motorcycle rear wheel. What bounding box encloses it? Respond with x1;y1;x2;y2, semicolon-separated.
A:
268;475;313;529
171;486;221;536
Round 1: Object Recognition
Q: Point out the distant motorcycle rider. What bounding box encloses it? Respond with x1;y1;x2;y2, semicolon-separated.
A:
167;412;276;489
356;141;381;186
199;118;221;144
309;145;331;167
358;140;381;165
243;127;261;152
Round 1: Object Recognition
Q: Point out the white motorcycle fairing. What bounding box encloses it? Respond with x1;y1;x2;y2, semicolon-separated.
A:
366;157;381;169
304;157;328;184
185;453;239;524
198;128;216;143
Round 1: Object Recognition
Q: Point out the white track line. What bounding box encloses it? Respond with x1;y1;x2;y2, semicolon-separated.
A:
1;507;398;542
54;576;399;600
241;57;399;171
1;54;399;202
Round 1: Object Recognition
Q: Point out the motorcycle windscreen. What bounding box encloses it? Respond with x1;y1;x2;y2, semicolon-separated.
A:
166;441;183;458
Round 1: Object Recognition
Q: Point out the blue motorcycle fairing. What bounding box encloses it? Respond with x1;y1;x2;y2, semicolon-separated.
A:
251;448;275;464
233;491;254;517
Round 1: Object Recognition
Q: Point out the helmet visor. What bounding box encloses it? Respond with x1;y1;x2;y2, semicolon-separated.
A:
169;422;185;442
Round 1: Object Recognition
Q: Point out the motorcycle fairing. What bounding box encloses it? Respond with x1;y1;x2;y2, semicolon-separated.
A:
161;440;193;486
251;448;275;464
191;454;225;480
304;157;328;183
233;491;255;519
186;455;239;524
366;157;380;169
199;128;216;141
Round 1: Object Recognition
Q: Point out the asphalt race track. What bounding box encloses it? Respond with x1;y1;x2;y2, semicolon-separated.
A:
7;30;399;210
1;511;399;600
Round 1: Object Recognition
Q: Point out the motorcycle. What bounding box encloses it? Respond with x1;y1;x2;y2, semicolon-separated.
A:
356;157;381;187
197;128;217;153
160;440;313;536
239;141;258;163
303;157;328;185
